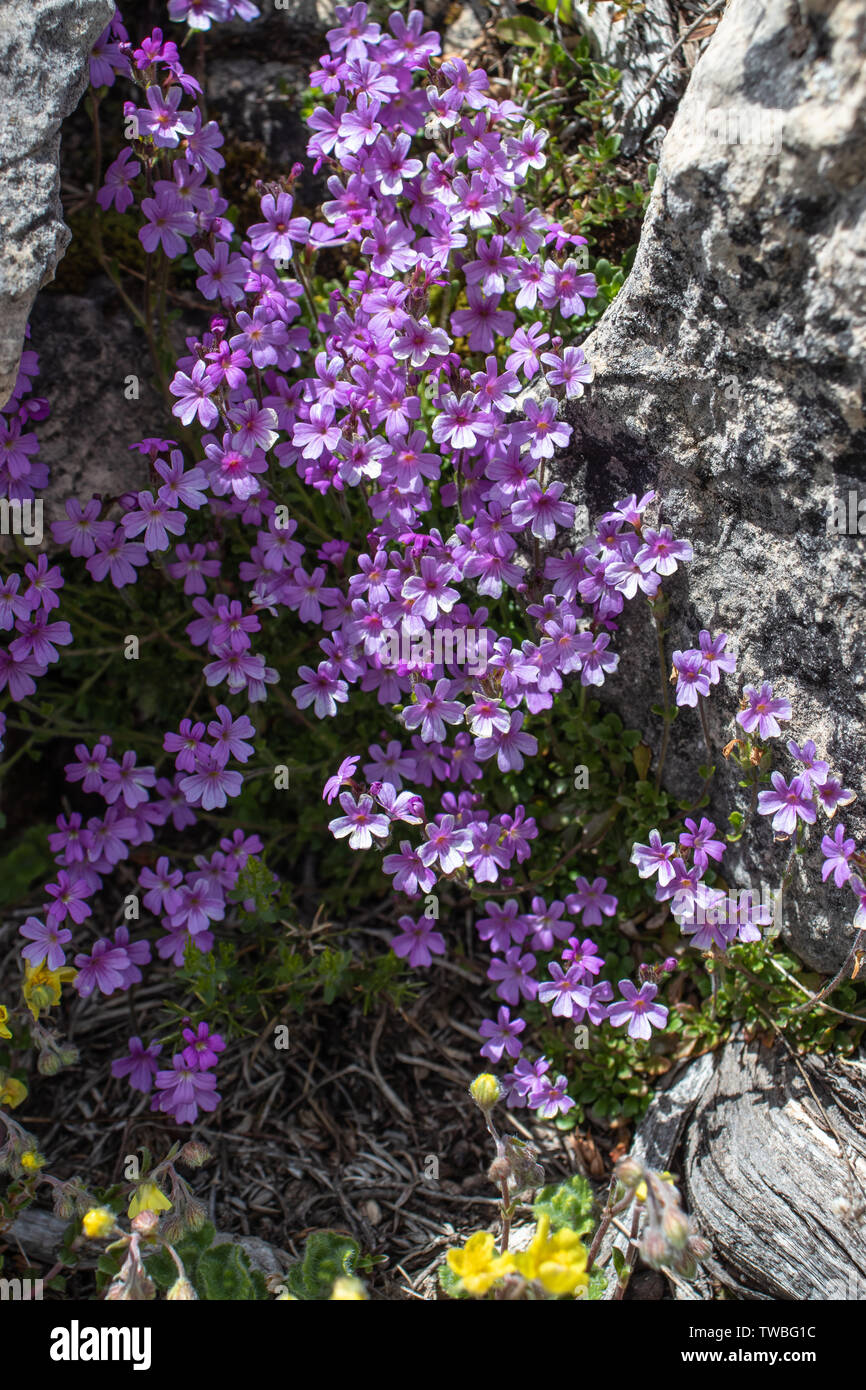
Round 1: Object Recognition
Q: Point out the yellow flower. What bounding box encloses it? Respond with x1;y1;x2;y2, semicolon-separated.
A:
330;1276;367;1300
82;1206;118;1240
22;963;76;1021
128;1181;172;1220
513;1214;590;1297
446;1231;515;1296
0;1005;12;1040
0;1074;27;1109
20;1149;45;1173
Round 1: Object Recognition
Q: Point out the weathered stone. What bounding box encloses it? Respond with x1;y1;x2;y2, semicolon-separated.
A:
564;0;866;972
27;289;164;508
0;0;115;407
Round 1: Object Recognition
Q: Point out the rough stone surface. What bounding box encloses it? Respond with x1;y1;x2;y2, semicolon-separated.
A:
27;290;163;508
564;0;866;973
612;1039;866;1299
683;1037;866;1298
0;0;115;407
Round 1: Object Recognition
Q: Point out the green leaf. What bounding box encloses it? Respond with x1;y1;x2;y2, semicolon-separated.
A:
632;743;652;781
496;15;553;47
533;1174;595;1235
612;1245;628;1279
533;0;573;21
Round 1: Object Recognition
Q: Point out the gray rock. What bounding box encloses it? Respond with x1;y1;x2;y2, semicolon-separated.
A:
563;0;866;972
27;289;163;508
0;0;115;407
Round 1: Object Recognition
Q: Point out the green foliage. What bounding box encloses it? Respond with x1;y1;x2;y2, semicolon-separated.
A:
146;1221;269;1300
437;1262;466;1298
0;825;55;909
281;1230;361;1301
532;1174;595;1236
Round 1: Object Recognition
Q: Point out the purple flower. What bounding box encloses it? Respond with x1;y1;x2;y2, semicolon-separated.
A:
152;1054;221;1125
815;776;856;817
787;739;829;788
522;398;571;461
136;85;196;147
170;878;225;936
672;649;711;707
179;749;243;810
19;915;72;970
736;682;792;740
503;1055;550;1108
248;191;310;259
474;710;537;773
140;189;195;257
382;840;436;896
566;876;617;927
607;980;668;1040
488;946;538;1006
292;662;349;718
97;149;141;213
169;360;219;428
821;823;856;887
479;1006;526;1063
532;1073;575;1119
537;963;591;1019
323;755;361;804
402;681;465;744
44;871;92;926
418;815;473;874
112;1037;163;1094
139;856;184;915
635;526;693;576
678;817;725;872
510;481;574;541
328;792;390;850
757;772;816;836
73;938;131;998
630;830;678;885
561;936;605;981
181;1021;226;1070
698;630;736;684
390;914;446;968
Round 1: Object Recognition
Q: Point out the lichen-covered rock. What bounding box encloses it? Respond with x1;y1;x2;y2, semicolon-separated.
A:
565;0;866;972
28;290;162;506
0;0;115;406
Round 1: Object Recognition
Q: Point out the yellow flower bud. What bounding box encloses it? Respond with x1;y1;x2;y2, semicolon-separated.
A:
167;1277;198;1300
20;1149;45;1173
330;1276;367;1300
82;1206;118;1240
469;1073;502;1110
0;1005;12;1040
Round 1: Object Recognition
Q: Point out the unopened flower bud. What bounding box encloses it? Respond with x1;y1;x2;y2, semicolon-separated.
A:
662;957;677;974
330;1276;367;1300
662;1205;690;1249
614;1156;643;1190
37;1050;61;1076
640;1230;668;1269
178;1141;211;1169
469;1073;502;1111
167;1276;198;1300
131;1209;160;1238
